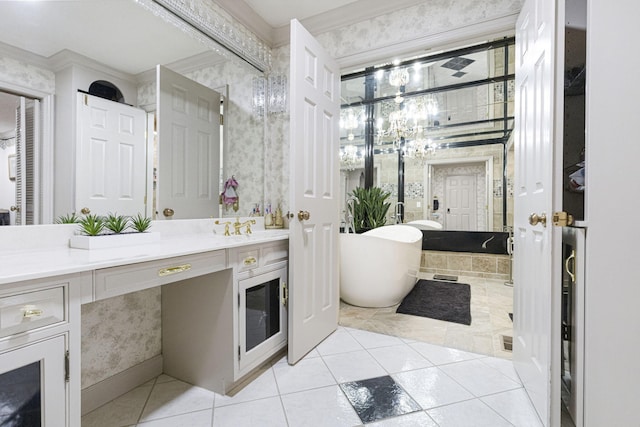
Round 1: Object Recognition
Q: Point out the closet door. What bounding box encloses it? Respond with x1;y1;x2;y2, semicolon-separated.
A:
76;93;147;217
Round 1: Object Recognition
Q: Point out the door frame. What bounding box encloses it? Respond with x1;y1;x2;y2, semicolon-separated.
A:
423;156;494;230
0;82;54;224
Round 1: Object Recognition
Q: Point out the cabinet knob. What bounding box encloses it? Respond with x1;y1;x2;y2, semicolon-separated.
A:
10;205;19;212
80;207;90;215
163;208;175;218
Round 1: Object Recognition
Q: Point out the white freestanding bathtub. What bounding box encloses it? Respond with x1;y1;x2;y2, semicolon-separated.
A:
340;224;423;308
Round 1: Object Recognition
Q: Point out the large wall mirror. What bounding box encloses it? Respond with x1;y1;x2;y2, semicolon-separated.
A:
0;0;266;226
339;38;515;232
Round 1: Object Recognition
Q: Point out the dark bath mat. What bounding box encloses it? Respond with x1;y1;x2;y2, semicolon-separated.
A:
396;279;471;325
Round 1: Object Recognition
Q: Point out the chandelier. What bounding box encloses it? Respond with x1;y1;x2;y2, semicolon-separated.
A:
378;95;439;148
339;144;362;170
339;107;364;141
403;136;438;163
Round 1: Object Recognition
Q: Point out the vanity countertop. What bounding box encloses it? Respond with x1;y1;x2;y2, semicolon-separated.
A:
0;227;289;286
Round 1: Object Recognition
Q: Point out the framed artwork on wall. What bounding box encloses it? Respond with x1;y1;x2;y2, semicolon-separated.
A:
8;154;15;180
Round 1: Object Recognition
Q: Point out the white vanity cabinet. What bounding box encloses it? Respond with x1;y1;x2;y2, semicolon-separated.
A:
0;272;90;427
161;240;288;394
231;241;288;378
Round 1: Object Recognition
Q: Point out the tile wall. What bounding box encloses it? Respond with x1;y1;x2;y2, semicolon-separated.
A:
421;250;511;281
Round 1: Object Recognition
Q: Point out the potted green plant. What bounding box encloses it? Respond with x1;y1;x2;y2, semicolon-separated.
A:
69;212;158;250
348;186;391;233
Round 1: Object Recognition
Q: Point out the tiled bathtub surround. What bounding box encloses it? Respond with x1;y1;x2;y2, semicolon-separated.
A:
421;250;511;281
82;327;541;426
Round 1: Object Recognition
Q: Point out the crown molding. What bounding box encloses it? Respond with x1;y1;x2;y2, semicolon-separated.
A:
270;0;428;47
48;50;137;82
0;41;50;70
135;51;228;85
213;0;275;45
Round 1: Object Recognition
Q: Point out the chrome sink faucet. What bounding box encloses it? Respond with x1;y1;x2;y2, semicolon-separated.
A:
395;201;405;224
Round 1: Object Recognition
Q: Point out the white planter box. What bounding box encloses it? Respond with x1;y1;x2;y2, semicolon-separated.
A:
69;232;160;250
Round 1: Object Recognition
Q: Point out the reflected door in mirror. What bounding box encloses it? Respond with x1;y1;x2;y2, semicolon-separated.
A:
156;66;221;220
76;93;147;217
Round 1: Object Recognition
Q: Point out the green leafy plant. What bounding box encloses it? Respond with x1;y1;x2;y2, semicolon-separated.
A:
78;214;105;236
348;186;391;233
130;213;152;233
104;213;130;234
55;212;81;224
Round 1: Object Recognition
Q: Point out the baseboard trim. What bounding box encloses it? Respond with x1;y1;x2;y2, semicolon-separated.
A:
81;355;163;415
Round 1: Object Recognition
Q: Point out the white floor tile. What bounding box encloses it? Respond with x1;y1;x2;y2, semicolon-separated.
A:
316;330;365;356
280;385;361;427
393;367;474;410
478;356;521;384
322;349;387;383
481;388;544;427
212;396;287;427
81;384;152;427
139;380;215;422
272;357;337;394
438;359;522;396
365;411;438;427
427;399;513;427
367;344;433;374
214;368;279;407
347;328;405;349
409;341;484;365
136;409;213;426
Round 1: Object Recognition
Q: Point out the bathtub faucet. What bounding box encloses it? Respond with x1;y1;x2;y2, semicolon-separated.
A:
346;196;358;233
395;202;405;224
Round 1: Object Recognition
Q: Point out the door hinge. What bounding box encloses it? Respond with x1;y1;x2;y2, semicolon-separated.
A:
238;292;241;307
281;282;288;308
553;211;574;227
238;346;241;361
84;94;88;106
220;114;224;126
64;350;70;382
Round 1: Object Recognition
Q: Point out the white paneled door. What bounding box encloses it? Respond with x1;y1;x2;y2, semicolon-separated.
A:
445;174;476;231
156;65;221;220
513;0;562;424
288;19;340;364
76;93;146;217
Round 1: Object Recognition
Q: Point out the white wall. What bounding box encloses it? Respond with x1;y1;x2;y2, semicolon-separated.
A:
584;0;640;424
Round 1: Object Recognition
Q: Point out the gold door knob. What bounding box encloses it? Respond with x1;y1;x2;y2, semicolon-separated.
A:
528;212;547;227
10;205;19;212
297;210;310;221
80;207;90;215
163;208;175;218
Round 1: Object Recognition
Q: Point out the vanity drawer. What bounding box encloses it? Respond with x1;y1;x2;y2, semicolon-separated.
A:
236;248;260;273
233;241;288;273
94;250;227;301
0;287;65;339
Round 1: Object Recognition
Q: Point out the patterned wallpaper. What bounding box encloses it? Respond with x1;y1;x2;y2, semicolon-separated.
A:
0;56;55;94
81;288;162;388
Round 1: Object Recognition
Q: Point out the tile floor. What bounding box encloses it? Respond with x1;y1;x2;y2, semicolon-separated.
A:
339;274;514;359
82;326;542;427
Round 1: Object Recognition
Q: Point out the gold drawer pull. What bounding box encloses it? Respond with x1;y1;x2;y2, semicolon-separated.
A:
22;305;43;318
243;257;257;266
158;264;192;277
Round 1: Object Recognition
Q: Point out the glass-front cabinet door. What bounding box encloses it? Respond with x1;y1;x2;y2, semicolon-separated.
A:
238;267;287;374
0;335;66;426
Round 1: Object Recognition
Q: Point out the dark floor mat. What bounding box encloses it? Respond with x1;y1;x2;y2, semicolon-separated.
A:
396;279;471;325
